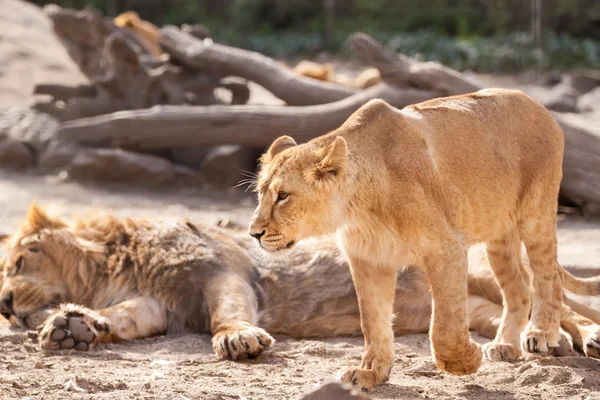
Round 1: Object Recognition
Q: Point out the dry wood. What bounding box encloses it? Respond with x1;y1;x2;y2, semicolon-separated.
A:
56;84;438;148
554;115;600;215
34;84;97;102
37;5;245;121
350;33;600;214
351;33;481;96
158;26;359;105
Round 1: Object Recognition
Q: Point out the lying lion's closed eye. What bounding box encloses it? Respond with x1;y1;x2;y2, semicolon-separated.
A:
15;256;24;274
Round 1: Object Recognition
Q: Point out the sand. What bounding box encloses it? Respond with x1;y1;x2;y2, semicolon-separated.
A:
1;1;600;398
0;172;599;400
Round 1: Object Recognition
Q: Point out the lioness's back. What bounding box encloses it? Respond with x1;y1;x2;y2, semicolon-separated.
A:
403;90;561;221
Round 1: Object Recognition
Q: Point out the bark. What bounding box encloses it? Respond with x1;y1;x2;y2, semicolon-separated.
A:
55;84;438;148
158;26;359;105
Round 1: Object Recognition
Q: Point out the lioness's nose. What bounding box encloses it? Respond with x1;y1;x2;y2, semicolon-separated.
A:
250;230;265;241
0;292;14;319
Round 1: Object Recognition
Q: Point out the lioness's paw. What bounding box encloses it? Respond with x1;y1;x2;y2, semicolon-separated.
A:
583;329;600;359
521;323;561;354
212;325;274;360
434;340;482;375
483;341;521;362
38;305;108;351
335;367;385;390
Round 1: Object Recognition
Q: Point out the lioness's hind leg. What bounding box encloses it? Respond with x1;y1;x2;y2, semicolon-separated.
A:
482;232;530;361
520;215;563;354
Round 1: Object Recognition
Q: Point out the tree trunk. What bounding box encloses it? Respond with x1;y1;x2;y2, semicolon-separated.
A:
158;26;359;105
56;85;439;148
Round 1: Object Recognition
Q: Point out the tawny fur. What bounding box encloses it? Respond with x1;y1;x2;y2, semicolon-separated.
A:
250;89;576;387
1;206;600;365
288;61;382;89
113;11;163;57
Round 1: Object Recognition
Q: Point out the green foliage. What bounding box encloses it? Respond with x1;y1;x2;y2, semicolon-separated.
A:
28;0;600;71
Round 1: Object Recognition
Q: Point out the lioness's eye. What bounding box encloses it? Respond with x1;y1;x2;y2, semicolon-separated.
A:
277;191;289;202
15;256;24;273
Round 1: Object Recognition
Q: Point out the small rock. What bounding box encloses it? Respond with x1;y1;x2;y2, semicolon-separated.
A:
64;379;86;393
300;382;370;400
0;106;58;153
169;147;210;170
199;145;259;190
0;136;34;170
34;361;54;369
68;148;177;186
38;140;81;172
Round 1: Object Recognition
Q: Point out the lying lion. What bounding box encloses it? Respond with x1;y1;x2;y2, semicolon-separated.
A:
0;205;599;366
287;60;382;89
114;11;162;57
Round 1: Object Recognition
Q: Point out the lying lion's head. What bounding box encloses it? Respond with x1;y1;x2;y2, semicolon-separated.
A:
249;135;348;252
0;204;71;328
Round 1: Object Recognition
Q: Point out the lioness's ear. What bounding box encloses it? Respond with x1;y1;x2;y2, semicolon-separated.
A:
261;136;297;164
312;136;347;181
26;203;66;231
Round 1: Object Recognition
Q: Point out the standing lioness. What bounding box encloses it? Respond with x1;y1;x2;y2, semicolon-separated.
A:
250;89;565;388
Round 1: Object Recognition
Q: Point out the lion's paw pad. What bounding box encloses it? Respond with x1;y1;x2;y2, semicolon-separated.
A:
39;311;107;351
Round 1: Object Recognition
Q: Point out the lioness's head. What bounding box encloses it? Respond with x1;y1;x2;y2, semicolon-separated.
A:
0;204;71;328
249;135;348;252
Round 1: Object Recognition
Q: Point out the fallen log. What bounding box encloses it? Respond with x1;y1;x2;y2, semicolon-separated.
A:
555;115;600;216
351;33;481;96
56;84;439;148
34;84;97;102
52;29;600;213
35;5;246;121
158;26;359;105
350;33;600;214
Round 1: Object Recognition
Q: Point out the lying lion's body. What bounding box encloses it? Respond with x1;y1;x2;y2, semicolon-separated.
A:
1;207;600;364
114;11;162;57
289;61;381;89
250;89;570;386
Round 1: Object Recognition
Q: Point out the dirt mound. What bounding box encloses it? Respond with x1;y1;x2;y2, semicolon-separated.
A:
0;0;86;105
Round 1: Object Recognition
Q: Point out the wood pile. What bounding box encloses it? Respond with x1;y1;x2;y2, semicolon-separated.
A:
4;5;598;213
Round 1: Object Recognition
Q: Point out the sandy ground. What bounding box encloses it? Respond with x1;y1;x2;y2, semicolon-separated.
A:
0;173;599;400
1;1;600;398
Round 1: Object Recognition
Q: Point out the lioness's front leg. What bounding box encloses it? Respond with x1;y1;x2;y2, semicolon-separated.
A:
205;273;274;360
38;296;167;351
426;243;482;375
336;258;396;389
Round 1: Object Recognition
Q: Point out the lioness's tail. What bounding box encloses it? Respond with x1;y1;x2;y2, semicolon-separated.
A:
561;265;600;296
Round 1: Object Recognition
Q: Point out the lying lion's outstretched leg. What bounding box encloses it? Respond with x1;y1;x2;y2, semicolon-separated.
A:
38;296;167;351
205;273;274;360
468;295;502;339
560;303;600;358
336;258;396;390
425;239;482;375
482;230;531;361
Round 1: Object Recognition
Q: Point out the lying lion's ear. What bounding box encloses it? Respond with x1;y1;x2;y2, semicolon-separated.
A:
311;136;347;182
261;136;297;164
26;203;66;232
